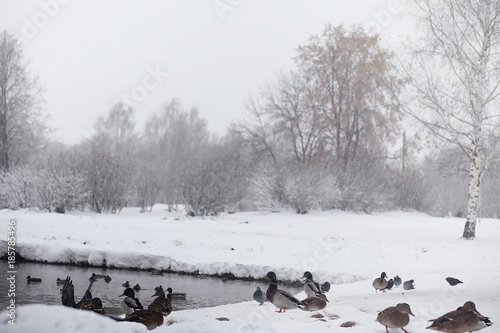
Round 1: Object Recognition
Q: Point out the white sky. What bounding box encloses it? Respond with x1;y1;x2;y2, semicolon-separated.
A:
0;0;412;144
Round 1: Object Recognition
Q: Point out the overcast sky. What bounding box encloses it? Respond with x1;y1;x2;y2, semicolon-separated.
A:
0;0;412;144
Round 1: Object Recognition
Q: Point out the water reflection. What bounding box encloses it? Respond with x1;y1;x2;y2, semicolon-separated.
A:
0;261;301;315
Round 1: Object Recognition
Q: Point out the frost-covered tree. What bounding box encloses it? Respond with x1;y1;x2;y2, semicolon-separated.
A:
0;31;47;171
408;0;500;238
84;103;137;213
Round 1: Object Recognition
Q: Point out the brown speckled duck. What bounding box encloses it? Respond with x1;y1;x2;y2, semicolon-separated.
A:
426;301;479;333
377;303;415;333
373;272;389;292
299;294;329;312
263;271;304;313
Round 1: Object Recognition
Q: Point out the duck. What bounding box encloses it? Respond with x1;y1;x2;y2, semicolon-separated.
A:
88;273;105;282
426;301;479;332
121;301;164;330
149;286;172;317
56;278;64;285
321;281;331;293
133;283;141;291
253;287;267;305
403;279;415;290
263;271;304;313
394;275;402;287
26;275;42;283
383;279;394;291
120;288;143;317
373;272;389;292
446;277;463;286
84;297;106;315
104;275;112;283
455;306;493;331
301;271;322;297
377;303;415;333
299;294;329;312
61;276;94;309
122;281;130;288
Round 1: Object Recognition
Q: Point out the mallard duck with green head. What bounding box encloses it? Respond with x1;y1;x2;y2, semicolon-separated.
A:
373;272;389;292
301;271;322;298
120;287;143;317
426;301;480;332
263;271;304;313
377;303;414;333
85;297;106;315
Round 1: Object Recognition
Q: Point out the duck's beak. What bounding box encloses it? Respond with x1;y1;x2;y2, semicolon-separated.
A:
325;296;330;302
151;292;158;297
409;310;415;317
300;275;305;279
84;302;92;309
119;293;125;297
262;275;268;279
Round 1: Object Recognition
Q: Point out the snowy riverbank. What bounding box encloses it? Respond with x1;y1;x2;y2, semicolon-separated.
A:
1;207;499;332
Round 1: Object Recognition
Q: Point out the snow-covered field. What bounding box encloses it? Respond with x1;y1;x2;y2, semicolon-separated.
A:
0;206;499;332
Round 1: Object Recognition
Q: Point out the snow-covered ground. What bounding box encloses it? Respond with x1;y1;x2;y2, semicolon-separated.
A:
0;206;499;332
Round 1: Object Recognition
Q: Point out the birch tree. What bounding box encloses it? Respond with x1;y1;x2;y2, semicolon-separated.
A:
409;0;500;238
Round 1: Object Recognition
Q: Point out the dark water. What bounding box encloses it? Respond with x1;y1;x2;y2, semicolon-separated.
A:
0;261;300;315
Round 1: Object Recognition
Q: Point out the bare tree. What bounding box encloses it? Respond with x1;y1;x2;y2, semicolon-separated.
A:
295;24;402;172
408;0;500;238
0;31;46;171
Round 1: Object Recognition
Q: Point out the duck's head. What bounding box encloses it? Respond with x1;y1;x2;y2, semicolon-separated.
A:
263;271;277;282
462;301;477;313
166;287;173;294
319;294;329;302
152;285;165;297
396;303;414;316
26;276;31;280
120;288;135;298
301;271;313;280
86;297;103;310
380;272;388;278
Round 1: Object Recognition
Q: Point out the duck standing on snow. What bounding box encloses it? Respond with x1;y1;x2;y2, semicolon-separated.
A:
445;277;463;286
299;294;329;312
376;303;415;333
301;271;322;297
120;288;143;317
253;287;267;305
373;272;389;292
61;276;94;309
394;275;402;287
426;301;480;332
263;271;304;313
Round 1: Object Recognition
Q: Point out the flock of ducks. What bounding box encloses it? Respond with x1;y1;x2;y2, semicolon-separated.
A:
255;271;493;333
27;274;174;330
26;271;493;332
